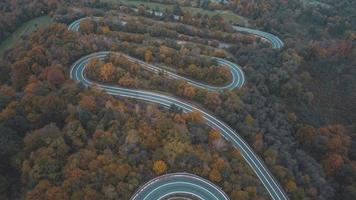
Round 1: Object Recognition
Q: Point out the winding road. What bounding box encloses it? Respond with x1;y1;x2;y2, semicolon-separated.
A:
130;173;230;200
69;14;287;200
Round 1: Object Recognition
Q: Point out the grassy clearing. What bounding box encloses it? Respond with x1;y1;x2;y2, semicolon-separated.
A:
0;16;53;56
103;0;248;25
299;0;331;8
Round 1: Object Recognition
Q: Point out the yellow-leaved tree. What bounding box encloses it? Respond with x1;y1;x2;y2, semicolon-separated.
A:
152;160;167;175
144;50;153;62
100;62;115;81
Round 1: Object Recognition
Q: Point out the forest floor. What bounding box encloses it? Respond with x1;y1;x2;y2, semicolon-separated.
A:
103;0;249;25
0;16;53;56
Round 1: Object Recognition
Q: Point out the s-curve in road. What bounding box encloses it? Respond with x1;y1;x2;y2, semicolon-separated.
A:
68;16;287;200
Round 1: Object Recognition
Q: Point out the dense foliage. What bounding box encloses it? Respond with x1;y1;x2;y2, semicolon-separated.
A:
0;0;355;200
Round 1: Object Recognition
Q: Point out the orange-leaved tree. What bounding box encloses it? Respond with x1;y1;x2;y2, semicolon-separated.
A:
152;160;167;175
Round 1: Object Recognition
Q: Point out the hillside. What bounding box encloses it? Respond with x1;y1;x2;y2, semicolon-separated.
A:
0;0;355;200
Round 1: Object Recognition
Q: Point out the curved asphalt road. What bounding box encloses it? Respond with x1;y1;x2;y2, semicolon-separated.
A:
69;16;287;200
69;17;283;50
232;26;284;49
130;173;229;200
68;17;127;31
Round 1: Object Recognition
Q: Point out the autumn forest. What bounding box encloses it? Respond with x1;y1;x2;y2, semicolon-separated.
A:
0;0;355;200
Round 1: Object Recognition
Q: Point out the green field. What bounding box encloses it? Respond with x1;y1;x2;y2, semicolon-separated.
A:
299;0;331;8
103;0;248;25
0;16;53;56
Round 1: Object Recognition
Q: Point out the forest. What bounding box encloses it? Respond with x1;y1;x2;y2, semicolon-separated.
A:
0;0;355;200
